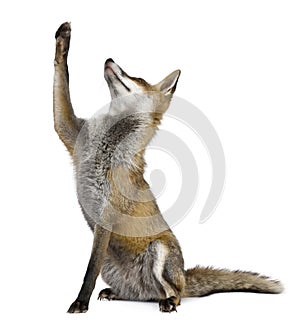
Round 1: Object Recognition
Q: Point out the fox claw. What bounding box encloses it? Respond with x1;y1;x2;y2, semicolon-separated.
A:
98;288;118;301
67;300;88;313
55;22;71;64
159;297;177;313
55;22;71;39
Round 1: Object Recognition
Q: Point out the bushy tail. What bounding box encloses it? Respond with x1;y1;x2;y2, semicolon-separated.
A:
183;266;283;297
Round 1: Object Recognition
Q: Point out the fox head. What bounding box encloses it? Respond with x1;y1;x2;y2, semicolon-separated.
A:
104;58;180;117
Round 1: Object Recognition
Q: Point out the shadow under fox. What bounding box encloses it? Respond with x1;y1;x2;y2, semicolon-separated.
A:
53;22;283;313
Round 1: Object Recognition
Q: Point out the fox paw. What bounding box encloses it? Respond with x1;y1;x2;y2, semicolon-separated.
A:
159;297;178;313
67;300;88;313
98;288;119;301
55;22;71;64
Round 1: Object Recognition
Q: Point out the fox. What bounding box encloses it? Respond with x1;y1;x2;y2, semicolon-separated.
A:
53;22;283;313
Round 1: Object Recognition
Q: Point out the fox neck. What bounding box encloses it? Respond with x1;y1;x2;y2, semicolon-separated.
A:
108;92;157;116
114;114;163;177
128;112;163;175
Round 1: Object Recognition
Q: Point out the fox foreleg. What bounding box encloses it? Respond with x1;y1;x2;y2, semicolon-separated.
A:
67;225;111;313
53;22;84;155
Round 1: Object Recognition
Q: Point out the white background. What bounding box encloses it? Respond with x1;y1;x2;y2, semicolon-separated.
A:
0;0;299;327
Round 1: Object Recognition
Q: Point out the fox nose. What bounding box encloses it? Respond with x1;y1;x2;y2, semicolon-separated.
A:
105;58;114;65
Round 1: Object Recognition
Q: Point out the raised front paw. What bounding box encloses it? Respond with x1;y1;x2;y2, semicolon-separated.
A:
55;22;71;64
98;288;119;301
67;300;89;313
159;296;178;313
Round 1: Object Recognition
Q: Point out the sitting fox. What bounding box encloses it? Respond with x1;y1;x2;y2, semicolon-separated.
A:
53;22;283;313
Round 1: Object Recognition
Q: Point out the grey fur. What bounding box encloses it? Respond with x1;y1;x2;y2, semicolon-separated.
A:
74;109;169;236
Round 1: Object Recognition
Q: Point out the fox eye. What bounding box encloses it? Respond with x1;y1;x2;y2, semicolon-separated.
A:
133;77;148;87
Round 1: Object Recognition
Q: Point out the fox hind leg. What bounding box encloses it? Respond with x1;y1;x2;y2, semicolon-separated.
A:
153;242;184;312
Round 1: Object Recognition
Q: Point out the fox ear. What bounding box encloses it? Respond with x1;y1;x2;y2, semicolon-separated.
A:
156;70;181;95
